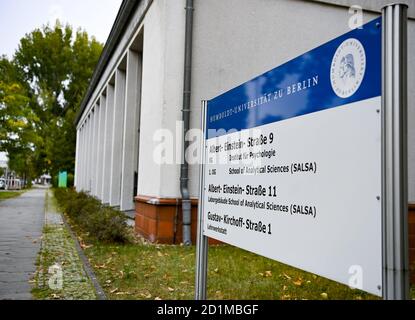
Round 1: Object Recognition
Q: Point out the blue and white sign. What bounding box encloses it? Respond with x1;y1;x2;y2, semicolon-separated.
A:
202;18;382;296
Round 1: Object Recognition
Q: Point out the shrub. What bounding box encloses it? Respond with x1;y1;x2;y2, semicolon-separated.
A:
54;188;70;204
52;175;59;188
53;188;131;244
67;173;74;188
84;207;130;243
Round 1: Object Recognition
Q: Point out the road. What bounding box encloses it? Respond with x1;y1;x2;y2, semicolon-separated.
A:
0;188;46;300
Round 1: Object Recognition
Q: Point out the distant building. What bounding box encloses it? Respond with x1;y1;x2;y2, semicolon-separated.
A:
39;174;52;185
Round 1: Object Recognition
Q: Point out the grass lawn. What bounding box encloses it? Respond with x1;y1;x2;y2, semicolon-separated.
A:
54;189;413;300
84;239;381;300
0;190;24;201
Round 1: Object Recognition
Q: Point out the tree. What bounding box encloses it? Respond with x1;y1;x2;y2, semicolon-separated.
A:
1;21;103;179
0;56;41;181
0;57;30;146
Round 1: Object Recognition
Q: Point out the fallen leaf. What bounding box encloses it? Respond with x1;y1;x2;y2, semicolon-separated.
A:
214;268;219;273
155;297;162;300
157;251;163;257
293;278;303;286
167;287;175;292
282;273;292;280
110;288;119;294
80;243;93;249
139;293;152;299
265;271;272;277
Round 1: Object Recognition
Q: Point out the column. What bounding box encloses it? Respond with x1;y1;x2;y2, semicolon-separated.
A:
120;50;142;211
102;84;115;204
78;127;85;190
96;94;106;200
91;103;99;196
87;111;94;192
81;122;87;191
74;128;80;188
109;69;126;207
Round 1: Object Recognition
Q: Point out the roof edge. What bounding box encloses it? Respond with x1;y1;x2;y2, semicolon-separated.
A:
75;0;140;126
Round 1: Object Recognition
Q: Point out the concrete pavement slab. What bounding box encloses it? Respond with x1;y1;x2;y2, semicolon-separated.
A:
0;188;45;300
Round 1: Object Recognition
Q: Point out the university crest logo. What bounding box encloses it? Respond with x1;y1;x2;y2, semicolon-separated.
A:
330;38;366;98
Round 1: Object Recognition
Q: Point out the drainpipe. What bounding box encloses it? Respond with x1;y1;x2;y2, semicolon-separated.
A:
180;0;194;246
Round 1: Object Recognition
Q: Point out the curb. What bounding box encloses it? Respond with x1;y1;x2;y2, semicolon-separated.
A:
61;215;107;300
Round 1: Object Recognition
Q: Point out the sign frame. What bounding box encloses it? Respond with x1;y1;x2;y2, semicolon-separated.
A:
195;3;409;300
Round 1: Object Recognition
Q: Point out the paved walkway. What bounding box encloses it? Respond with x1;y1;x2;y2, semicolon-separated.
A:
0;188;46;300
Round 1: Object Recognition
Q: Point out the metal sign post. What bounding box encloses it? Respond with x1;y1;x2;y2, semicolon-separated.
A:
381;3;410;300
195;100;208;300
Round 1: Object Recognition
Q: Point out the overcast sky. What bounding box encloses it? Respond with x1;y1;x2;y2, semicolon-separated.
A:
0;0;122;162
0;0;123;58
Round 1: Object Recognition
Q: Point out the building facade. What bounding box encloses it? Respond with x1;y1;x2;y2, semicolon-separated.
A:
74;0;415;279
